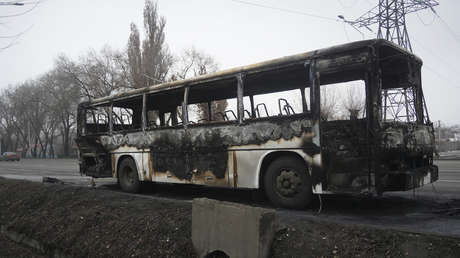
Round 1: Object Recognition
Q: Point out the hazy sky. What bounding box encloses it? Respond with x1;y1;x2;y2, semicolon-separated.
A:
1;0;459;124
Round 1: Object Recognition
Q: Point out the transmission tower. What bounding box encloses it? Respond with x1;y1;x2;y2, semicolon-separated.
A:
349;0;439;52
345;0;439;122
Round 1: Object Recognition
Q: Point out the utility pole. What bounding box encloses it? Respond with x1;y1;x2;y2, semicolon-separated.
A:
340;0;439;123
437;120;441;151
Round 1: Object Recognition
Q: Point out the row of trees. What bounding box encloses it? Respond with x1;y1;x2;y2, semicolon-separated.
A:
1;1;365;158
0;1;220;158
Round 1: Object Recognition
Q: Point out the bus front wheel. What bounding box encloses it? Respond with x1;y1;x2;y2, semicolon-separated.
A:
118;158;141;193
264;156;312;209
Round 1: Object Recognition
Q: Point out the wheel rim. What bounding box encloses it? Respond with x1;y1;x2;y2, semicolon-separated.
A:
275;168;303;197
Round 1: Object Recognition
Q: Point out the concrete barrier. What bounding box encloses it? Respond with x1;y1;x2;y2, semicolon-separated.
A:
192;198;278;258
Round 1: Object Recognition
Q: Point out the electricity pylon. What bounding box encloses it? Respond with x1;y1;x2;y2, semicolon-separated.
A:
348;0;439;52
342;0;439;122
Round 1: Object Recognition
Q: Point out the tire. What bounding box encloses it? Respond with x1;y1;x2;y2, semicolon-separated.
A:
118;158;141;193
264;156;312;209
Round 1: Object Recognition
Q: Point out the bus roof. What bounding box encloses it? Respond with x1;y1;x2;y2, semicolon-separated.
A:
82;39;420;107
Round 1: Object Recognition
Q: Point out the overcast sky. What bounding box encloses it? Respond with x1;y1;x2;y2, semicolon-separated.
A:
1;0;459;124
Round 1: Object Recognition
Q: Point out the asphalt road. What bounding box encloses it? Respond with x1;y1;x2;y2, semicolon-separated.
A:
0;158;458;196
0;158;459;237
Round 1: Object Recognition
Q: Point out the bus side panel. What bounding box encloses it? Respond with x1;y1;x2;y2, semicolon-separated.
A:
100;115;321;189
111;146;146;181
230;137;322;190
148;128;231;186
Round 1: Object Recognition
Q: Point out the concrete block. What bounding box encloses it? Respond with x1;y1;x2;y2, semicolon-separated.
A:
192;198;278;258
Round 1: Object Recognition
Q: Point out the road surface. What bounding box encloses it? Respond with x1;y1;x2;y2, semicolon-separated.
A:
0;158;459;237
0;158;458;196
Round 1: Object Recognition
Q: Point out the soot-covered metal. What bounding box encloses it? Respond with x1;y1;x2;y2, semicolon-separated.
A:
99;116;316;181
77;39;438;197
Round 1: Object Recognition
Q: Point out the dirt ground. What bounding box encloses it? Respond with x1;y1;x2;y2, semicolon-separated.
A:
272;218;460;258
0;177;459;257
0;234;45;258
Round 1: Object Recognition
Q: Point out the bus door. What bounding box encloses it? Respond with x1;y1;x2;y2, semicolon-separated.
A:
314;66;371;193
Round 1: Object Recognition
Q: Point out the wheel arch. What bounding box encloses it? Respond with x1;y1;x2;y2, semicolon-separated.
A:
257;150;308;191
115;154;140;179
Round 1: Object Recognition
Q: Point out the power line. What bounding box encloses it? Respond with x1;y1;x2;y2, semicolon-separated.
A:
423;64;460;89
416;11;436;26
342;22;350;41
0;0;40;18
337;0;359;9
227;0;339;22
411;37;460;75
434;14;460;45
0;30;24;38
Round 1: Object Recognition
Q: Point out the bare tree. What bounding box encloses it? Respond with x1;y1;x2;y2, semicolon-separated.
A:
127;23;144;88
4;86;27;155
41;69;80;157
0;68;81;158
320;87;339;121
55;46;132;100
173;47;227;121
342;85;365;120
6;82;46;157
139;0;173;86
0;89;19;152
174;47;218;80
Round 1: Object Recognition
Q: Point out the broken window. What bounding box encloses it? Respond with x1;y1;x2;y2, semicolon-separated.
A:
147;110;160;128
85;106;110;135
319;80;366;121
111;95;143;132
213;98;237;122
243;96;253;119
163;106;183;127
187;102;209;124
185;77;238;124
112;107;133;131
381;87;417;123
251;89;305;119
144;88;185;128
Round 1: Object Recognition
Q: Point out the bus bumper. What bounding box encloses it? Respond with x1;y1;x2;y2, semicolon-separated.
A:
382;165;439;192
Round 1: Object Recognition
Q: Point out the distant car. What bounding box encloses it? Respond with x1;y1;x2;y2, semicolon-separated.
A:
0;152;20;161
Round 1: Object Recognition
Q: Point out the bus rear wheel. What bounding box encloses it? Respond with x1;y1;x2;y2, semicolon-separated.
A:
264;156;312;209
118;158;141;193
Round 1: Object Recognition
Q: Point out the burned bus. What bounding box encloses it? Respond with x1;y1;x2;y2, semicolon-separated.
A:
76;39;438;209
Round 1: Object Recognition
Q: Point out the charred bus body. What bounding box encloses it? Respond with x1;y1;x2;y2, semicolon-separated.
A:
76;39;438;209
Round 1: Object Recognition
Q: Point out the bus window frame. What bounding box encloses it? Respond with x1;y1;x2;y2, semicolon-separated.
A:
183;72;315;127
